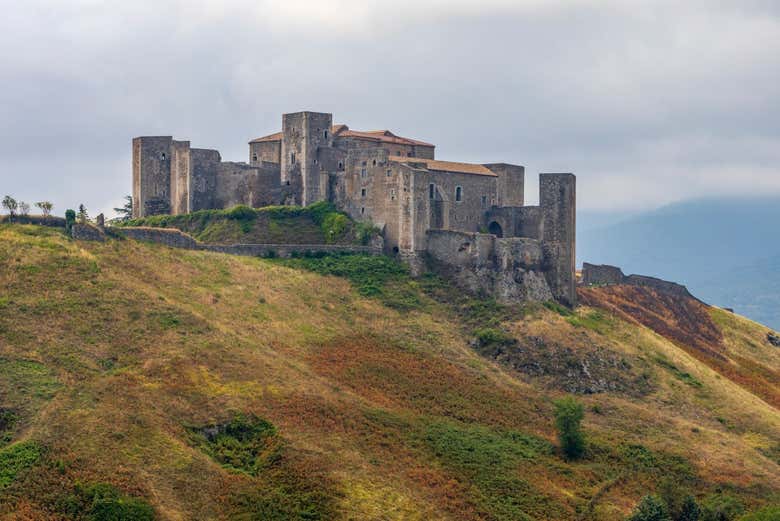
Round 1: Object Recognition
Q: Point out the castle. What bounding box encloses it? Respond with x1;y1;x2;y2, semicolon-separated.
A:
132;111;576;306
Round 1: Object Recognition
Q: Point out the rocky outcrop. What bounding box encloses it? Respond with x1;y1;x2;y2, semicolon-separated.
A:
768;333;780;347
425;230;554;304
581;262;698;301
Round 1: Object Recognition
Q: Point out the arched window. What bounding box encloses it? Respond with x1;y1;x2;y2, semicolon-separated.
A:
161;152;166;160
455;186;463;202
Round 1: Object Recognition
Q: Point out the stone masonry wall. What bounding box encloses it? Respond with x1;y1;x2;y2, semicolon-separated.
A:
425;229;553;303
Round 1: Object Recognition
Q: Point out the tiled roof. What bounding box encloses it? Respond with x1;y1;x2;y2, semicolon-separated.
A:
389;156;497;177
340;130;434;147
249;131;282;144
249;126;434;147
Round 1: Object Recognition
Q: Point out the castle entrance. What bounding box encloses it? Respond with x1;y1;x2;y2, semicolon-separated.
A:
488;221;503;237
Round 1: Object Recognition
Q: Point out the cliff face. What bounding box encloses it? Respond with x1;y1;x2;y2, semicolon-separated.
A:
0;224;778;520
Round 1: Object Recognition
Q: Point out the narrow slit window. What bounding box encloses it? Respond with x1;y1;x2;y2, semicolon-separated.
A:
252;154;258;162
361;188;367;198
291;152;296;164
361;168;367;178
386;169;392;177
429;183;435;200
455;186;463;202
481;195;487;208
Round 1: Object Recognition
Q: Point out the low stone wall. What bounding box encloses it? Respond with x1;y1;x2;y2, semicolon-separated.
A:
425;229;553;303
581;262;698;301
118;227;201;249
113;226;382;258
71;223;106;242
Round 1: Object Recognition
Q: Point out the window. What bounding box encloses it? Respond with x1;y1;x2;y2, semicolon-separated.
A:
390;188;396;200
338;161;344;170
481;195;487;208
361;207;365;214
386;169;392;177
372;159;377;166
161;152;166;160
313;159;318;165
324;130;328;139
361;168;367;178
361;188;367;198
429;183;435;200
455;186;463;202
290;152;296;164
252;154;258;162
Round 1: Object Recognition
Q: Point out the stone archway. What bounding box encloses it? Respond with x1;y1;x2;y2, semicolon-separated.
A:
488;221;503;237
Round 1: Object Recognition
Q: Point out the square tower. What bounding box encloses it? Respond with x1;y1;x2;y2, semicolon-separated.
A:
280;111;333;206
132;136;174;218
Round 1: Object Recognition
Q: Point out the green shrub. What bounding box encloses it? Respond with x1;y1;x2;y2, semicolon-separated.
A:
678;496;702;521
225;205;257;221
321;212;349;243
553;396;585;459
59;482;155;520
738;506;780;521
629;495;672;521
0;440;42;488
65;209;76;232
701;495;745;521
188;413;281;476
473;327;516;356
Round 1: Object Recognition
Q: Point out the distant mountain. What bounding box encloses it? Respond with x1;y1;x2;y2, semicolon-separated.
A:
578;197;780;330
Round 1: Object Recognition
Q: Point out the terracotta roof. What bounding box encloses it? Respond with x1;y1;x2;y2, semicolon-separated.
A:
249;131;282;144
389;156;496;177
340;129;434;147
249;125;434;147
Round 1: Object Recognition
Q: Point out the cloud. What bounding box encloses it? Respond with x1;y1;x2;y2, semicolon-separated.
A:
0;0;778;215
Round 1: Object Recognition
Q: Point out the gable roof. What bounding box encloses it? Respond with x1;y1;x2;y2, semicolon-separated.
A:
249;131;283;144
249;125;434;148
388;156;497;177
340;130;434;147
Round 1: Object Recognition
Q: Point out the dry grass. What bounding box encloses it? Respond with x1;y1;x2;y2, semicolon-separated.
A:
0;224;778;520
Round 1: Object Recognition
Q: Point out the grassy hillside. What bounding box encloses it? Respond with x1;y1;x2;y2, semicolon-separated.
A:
0;224;778;520
118;202;378;246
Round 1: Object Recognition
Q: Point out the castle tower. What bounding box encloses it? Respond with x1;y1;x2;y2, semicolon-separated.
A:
280;111;333;206
132;136;174;218
540;173;576;306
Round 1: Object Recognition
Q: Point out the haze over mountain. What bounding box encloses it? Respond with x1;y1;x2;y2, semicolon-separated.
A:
578;196;780;330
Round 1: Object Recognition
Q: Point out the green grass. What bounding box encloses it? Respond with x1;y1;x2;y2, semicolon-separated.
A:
654;355;704;388
0;441;43;488
274;253;424;310
117;202;378;246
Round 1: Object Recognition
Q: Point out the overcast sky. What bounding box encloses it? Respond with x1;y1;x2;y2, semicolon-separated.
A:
1;0;778;217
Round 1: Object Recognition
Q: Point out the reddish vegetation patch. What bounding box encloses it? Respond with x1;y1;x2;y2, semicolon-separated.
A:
579;285;780;407
579;285;724;358
307;335;545;429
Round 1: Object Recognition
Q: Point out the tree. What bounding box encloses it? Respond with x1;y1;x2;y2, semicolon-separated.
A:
77;204;89;224
554;396;585;459
677;496;701;521
18;201;30;216
629;495;672;521
113;195;133;222
2;195;17;219
35;201;53;217
65;209;76;232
